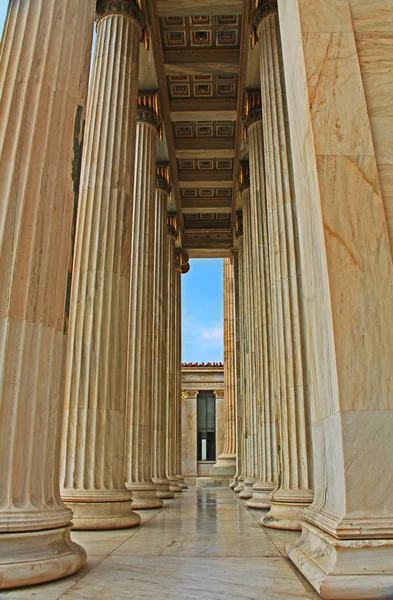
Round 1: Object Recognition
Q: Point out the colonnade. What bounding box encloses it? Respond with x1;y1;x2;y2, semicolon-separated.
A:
1;0;393;597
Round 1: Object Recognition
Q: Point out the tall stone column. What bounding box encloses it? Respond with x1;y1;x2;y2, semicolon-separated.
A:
175;250;189;490
233;210;246;493
125;93;163;510
252;3;314;530
165;225;182;493
0;0;95;587
277;0;393;595
238;167;258;500
211;259;237;480
61;0;144;531
243;93;278;510
151;166;174;500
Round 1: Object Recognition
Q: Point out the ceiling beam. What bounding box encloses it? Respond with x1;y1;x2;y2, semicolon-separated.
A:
179;171;233;183
157;0;243;17
179;180;232;189
176;148;235;159
183;199;232;213
174;139;235;151
164;50;240;77
171;109;237;121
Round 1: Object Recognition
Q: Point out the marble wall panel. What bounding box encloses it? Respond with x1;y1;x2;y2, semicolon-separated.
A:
349;0;393;254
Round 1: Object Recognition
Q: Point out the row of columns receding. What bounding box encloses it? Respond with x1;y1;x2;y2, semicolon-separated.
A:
1;0;393;598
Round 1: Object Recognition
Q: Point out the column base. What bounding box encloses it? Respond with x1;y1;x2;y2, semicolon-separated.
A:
66;500;141;530
239;479;256;499
234;478;245;493
130;489;164;510
177;475;188;489
262;500;308;531
262;492;312;530
153;478;175;499
211;454;236;479
229;477;238;489
168;476;183;493
246;483;275;509
0;526;86;590
287;522;393;599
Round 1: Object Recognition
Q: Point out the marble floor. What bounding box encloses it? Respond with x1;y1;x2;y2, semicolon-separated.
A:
0;487;321;599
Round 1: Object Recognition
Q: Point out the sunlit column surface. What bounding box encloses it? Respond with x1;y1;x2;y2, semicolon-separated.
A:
151;166;175;499
125;93;163;510
244;94;278;510
61;0;144;531
238;167;257;499
165;219;183;493
0;0;96;588
233;211;246;493
253;1;314;530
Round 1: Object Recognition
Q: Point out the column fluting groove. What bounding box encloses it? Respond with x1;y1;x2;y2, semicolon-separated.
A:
61;3;143;531
125;95;164;509
0;0;96;587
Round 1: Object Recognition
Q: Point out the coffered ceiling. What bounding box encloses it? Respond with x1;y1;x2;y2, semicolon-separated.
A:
141;0;252;256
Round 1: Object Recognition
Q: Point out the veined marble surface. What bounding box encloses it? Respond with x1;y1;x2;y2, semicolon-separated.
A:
0;488;320;599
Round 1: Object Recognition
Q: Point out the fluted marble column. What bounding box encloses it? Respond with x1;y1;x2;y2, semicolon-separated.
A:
175;250;189;490
253;4;314;530
244;93;278;510
238;167;258;499
151;166;174;500
61;0;143;531
233;211;246;494
211;259;237;480
0;0;95;587
125;94;163;510
165;224;182;493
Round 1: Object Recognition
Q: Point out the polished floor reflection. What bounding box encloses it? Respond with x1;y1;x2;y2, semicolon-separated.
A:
2;487;321;599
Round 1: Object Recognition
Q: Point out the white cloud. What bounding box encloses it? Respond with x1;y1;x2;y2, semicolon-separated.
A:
201;327;223;341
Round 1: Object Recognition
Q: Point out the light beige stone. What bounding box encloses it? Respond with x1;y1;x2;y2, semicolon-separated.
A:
61;1;143;531
125;95;163;510
0;0;95;588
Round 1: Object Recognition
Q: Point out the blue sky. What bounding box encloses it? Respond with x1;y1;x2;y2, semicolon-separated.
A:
0;3;224;364
182;259;223;363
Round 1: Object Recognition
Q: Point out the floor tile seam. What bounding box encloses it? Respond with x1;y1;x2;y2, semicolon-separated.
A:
61;504;167;595
56;553;109;600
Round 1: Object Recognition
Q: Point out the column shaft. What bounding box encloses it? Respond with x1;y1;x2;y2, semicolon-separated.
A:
125;95;163;509
165;233;182;493
255;7;314;530
246;103;278;510
234;215;247;493
0;0;95;587
212;259;237;480
238;185;258;499
174;268;187;488
61;1;143;531
151;169;174;499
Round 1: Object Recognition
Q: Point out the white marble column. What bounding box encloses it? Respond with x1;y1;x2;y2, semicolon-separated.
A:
277;0;393;595
238;169;258;499
125;93;163;510
175;250;189;489
165;226;183;493
61;0;143;531
252;4;314;530
0;0;95;587
233;210;246;493
151;166;174;500
211;259;237;480
244;93;278;510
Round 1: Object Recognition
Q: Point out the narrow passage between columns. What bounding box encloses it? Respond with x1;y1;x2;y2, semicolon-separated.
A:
3;487;321;599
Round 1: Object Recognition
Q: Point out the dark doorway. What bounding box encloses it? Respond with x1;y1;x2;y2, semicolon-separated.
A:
197;391;216;461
